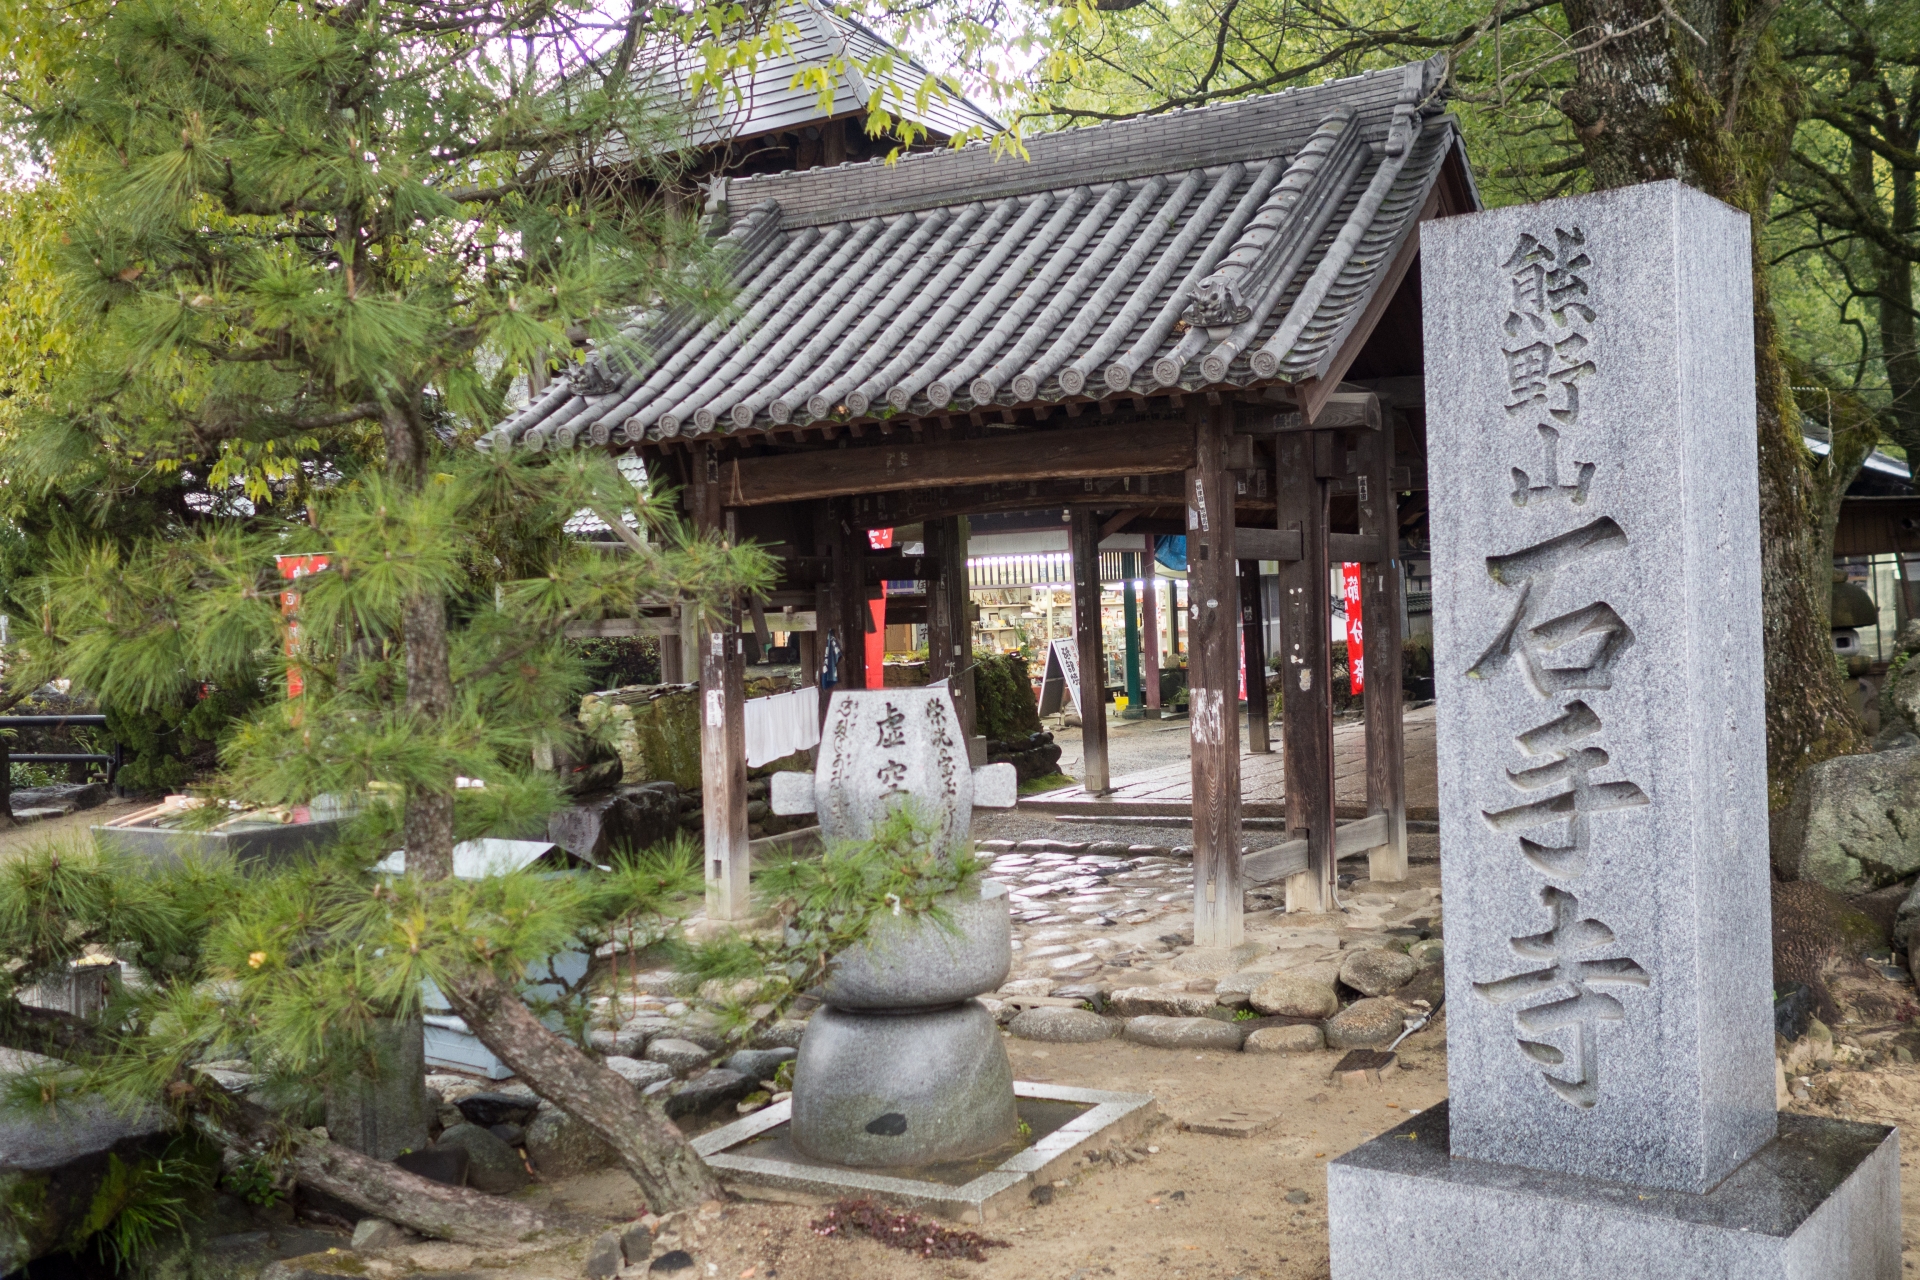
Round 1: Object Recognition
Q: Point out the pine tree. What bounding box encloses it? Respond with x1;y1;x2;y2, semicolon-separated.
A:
0;0;781;1230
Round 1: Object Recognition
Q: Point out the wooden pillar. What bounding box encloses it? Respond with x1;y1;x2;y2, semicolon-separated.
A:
1069;507;1109;794
691;444;750;921
1142;547;1163;716
658;606;685;683
1187;406;1243;948
1123;557;1142;710
1358;415;1408;882
823;501;868;691
926;515;977;737
1240;559;1271;753
1275;430;1335;914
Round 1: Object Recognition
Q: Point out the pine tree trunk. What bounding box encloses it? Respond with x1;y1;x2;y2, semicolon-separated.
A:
440;968;723;1213
383;402;456;880
401;590;455;881
209;1101;553;1246
1558;0;1864;792
376;403;718;1212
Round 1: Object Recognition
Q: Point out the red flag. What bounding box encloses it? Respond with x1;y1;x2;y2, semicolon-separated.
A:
1342;562;1365;694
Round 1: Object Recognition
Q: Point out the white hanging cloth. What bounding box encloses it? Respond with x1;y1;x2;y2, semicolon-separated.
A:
744;686;821;768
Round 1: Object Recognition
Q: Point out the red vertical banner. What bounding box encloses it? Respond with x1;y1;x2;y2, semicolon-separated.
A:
275;554;330;699
866;597;887;689
865;528;893;684
1342;561;1365;694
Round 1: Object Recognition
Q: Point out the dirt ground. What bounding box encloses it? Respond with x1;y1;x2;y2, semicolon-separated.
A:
350;1000;1920;1280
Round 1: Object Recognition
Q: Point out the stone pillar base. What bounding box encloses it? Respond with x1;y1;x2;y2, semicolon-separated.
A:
1328;1100;1899;1280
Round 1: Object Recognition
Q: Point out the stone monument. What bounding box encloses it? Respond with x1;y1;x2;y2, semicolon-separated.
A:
1326;181;1900;1276
771;687;1023;1166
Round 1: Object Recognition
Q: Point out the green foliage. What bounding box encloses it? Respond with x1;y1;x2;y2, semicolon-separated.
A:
1018;771;1073;796
107;680;268;796
220;1155;283;1208
971;650;1041;742
1232;1007;1256;1021
88;1139;217;1271
576;637;662;692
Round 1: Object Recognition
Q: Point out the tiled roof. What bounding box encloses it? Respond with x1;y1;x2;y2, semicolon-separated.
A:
636;0;1003;150
489;56;1460;452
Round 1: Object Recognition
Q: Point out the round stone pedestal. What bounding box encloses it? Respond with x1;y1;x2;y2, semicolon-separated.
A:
789;1001;1017;1167
791;879;1018;1168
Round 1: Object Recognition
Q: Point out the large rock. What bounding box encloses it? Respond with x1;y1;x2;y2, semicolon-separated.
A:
431;1124;529;1194
0;1051;168;1274
790;1001;1016;1168
1883;647;1920;732
1009;1007;1117;1043
1324;998;1407;1050
1339;949;1419;997
1249;974;1339;1019
1121;1016;1244;1051
645;1038;715;1074
1109;987;1217;1019
604;1056;675;1091
456;1090;541;1128
664;1069;756;1120
524;1108;620;1179
1773;746;1920;892
548;782;686;863
577;685;702;792
819;881;1011;1009
725;1047;796;1084
1244;1025;1325;1054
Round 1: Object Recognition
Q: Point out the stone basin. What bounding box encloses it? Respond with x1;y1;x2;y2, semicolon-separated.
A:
790;1000;1018;1168
820;879;1011;1010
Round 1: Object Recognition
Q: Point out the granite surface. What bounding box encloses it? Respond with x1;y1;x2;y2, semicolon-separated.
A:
1422;181;1776;1192
789;1000;1018;1168
821;879;1012;1009
1327;1100;1899;1279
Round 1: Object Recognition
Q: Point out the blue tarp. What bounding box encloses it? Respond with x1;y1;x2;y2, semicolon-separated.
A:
1155;535;1187;573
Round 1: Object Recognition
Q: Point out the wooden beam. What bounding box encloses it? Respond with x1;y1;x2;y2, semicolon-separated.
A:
925;515;975;739
1070;507;1109;795
724;422;1202;506
1358;417;1408;883
851;475;1186;529
1226;528;1383;565
1188;406;1243;949
1235;391;1383;434
829;500;869;691
1101;508;1148;538
1275;430;1335;914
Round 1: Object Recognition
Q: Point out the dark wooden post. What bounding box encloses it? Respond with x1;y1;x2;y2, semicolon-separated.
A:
824;500;868;692
1240;560;1271;753
1188;406;1243;948
1358;413;1408;882
1275;430;1335;913
1069;507;1109;794
658;607;684;683
1142;547;1162;717
926;515;977;737
691;444;750;920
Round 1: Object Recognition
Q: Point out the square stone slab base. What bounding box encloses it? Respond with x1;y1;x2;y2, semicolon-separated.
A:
693;1082;1159;1223
1328;1100;1899;1279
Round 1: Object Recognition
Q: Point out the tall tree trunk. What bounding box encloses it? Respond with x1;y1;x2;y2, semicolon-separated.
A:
377;402;718;1214
382;401;456;880
1559;0;1864;795
441;968;722;1213
1877;164;1920;452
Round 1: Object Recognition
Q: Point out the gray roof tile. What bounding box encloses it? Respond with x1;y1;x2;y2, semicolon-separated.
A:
486;56;1463;451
